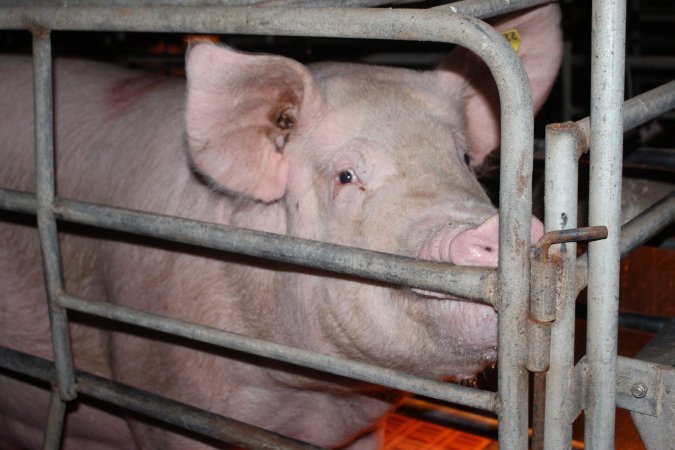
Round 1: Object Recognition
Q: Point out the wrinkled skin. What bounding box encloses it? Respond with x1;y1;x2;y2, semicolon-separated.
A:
0;5;561;449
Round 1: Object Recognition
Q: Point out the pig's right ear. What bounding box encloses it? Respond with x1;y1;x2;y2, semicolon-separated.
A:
185;44;321;202
437;4;563;166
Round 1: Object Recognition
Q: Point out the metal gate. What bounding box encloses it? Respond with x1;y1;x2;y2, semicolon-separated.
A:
0;1;673;449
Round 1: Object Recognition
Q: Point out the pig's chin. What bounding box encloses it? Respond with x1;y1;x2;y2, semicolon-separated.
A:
394;287;498;380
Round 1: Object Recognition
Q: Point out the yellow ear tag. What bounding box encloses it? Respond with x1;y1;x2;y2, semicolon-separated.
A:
502;28;522;53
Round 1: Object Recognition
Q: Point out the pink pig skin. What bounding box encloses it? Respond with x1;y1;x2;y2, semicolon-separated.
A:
0;4;561;449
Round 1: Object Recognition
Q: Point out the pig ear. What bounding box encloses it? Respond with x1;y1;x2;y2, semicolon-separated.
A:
437;4;563;165
185;44;321;202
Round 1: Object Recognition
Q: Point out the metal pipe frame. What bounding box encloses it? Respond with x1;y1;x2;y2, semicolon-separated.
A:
435;0;554;18
58;292;499;411
567;78;675;293
32;31;77;404
586;0;626;446
540;90;674;450
542;122;581;449
0;347;324;450
0;4;536;449
575;79;675;155
576;190;675;292
43;388;68;450
0;189;498;304
1;0;555;16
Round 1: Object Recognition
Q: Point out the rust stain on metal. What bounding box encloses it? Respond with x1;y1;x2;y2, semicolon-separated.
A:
536;226;608;261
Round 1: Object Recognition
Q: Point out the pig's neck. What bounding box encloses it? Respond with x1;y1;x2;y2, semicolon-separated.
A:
234;368;403;448
227;195;289;235
220;200;404;449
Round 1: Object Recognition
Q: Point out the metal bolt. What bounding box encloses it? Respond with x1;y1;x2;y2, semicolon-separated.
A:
631;383;648;398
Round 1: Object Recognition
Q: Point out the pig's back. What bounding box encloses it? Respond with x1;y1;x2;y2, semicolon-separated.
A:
0;54;196;449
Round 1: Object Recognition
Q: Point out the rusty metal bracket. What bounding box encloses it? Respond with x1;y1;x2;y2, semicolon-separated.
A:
528;226;608;373
573;355;673;418
535;226;609;262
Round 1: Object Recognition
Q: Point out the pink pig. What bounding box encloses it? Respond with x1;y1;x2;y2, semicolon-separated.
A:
0;4;561;449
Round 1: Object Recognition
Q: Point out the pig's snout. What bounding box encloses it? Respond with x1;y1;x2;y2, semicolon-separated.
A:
449;214;545;267
422;214;545;268
449;214;500;267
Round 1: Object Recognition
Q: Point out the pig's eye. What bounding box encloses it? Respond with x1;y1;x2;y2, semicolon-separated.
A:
463;153;471;167
337;169;356;185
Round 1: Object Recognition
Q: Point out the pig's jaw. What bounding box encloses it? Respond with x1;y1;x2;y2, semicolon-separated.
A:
389;287;498;381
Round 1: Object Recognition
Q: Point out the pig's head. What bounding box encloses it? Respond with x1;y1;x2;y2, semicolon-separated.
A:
185;5;561;381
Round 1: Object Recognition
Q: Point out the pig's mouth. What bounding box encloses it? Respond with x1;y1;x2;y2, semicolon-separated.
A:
392;286;499;380
409;287;466;301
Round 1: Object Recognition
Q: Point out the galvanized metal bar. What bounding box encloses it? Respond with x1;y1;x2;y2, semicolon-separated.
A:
0;347;323;450
57;293;499;412
0;0;263;5
0;5;533;49
0;188;36;215
585;0;627;446
614;355;667;417
484;19;536;450
32;30;77;402
255;0;420;6
618;190;675;258
42;389;67;450
55;195;497;303
541;122;581;449
0;0;414;6
434;0;553;19
575;190;675;292
0;188;496;303
575;80;675;156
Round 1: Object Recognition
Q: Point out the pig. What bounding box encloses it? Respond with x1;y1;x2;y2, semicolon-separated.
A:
0;4;562;449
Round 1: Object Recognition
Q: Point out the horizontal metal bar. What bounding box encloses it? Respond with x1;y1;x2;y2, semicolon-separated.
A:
434;0;553;19
0;0;418;7
576;80;675;155
615;355;671;417
0;188;497;304
0;5;520;43
0;187;36;215
57;293;499;412
253;0;420;6
0;0;553;19
574;354;674;419
0;346;323;450
635;317;675;366
576;190;675;292
572;54;675;70
618;190;675;259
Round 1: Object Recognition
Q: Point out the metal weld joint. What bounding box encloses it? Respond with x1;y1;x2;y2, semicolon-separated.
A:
528;226;608;372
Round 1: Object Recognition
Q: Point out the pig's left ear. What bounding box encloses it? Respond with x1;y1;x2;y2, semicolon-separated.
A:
437;4;563;165
185;43;322;202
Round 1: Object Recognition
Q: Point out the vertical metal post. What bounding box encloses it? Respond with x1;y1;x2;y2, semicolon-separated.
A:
43;388;67;450
32;29;77;403
543;123;580;449
586;0;626;447
496;51;535;450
